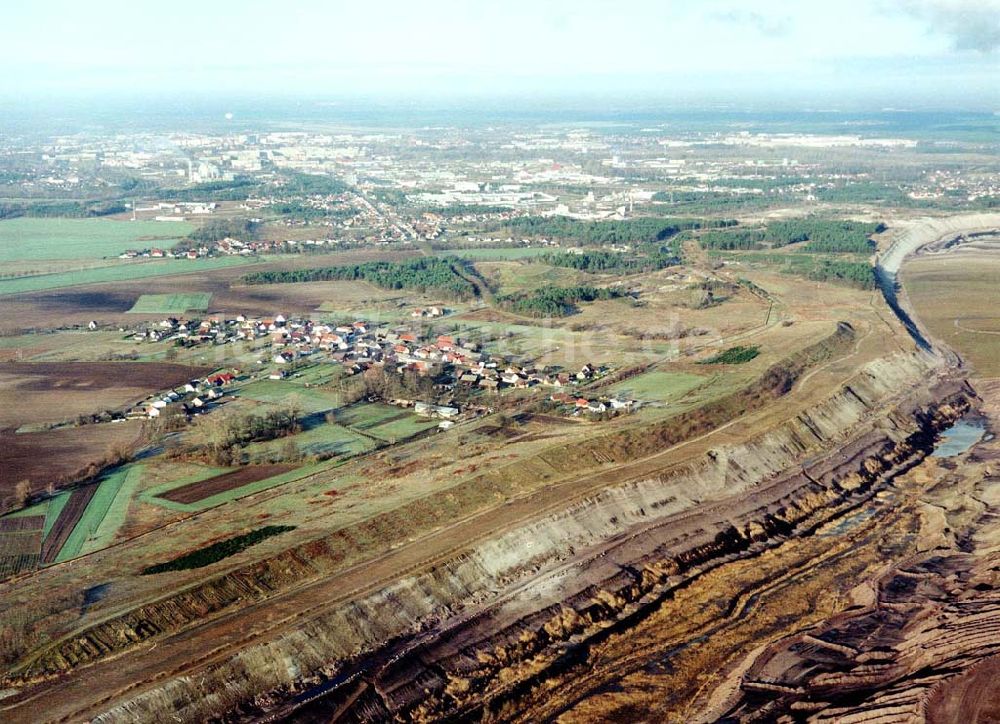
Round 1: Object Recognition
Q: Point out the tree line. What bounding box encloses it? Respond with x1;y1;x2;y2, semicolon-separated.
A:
699;219;883;253
497;285;624;317
242;256;479;300
537;250;680;273
767;219;883;253
503;216;736;245
0;200;128;220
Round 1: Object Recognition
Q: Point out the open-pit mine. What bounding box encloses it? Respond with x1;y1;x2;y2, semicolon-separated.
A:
2;214;999;724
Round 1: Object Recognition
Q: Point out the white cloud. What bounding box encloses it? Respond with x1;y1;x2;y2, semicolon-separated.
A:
891;0;1000;51
712;9;792;37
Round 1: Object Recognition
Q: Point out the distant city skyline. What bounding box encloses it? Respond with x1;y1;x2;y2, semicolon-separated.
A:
2;0;997;108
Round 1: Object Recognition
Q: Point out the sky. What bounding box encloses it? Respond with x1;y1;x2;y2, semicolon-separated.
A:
1;0;997;108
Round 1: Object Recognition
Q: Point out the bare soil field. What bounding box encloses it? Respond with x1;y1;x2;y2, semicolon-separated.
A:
0;422;143;511
927;656;1000;723
0;361;211;428
904;250;1000;376
1;248;419;330
39;483;98;564
157;464;296;504
0;517;45;533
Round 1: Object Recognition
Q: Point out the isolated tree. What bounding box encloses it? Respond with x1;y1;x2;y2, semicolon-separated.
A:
13;480;31;508
280;438;302;463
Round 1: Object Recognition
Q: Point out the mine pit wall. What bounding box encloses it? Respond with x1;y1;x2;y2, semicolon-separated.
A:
87;351;974;724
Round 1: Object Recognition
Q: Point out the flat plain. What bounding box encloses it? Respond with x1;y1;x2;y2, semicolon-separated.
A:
904;246;1000;376
0;218;194;262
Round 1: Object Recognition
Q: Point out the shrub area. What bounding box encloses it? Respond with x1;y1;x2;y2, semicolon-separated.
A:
699;345;761;365
141;525;296;574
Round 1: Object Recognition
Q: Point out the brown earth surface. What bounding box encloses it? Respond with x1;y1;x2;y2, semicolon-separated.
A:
1;248;418;330
0;422;143;511
0;517;45;533
927;656;1000;724
0;361;211;428
39;484;98;564
158;464;296;504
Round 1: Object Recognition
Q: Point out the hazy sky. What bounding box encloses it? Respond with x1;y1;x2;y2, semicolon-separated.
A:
2;0;997;107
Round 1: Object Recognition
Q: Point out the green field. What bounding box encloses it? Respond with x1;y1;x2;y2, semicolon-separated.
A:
0;255;258;296
239;380;343;413
146;462;333;513
128;292;213;314
54;467;135;562
334;402;438;441
78;465;145;555
366;415;439;441
0;218;195;262
335;402;409;429
42;493;70;538
607;371;706;403
245;423;375;461
437;247;552;260
278;363;342;387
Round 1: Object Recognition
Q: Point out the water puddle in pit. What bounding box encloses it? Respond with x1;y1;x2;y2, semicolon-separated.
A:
821;508;878;537
933;419;987;458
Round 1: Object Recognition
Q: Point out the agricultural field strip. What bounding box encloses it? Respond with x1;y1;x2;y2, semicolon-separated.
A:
54;470;136;563
0;255;259;296
0;515;45;532
0;219;194;262
136;404;431;512
145;462;336;513
80;465;146;555
139;465;234;505
39;496;67;538
0;516;44;573
40;485;98;564
127;293;213;314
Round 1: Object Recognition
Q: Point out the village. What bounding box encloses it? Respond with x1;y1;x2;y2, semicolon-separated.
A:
113;309;638;427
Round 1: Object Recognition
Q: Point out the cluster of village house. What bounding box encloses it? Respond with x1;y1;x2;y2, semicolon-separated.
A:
117;236;347;260
122;311;636;420
125;371;235;420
